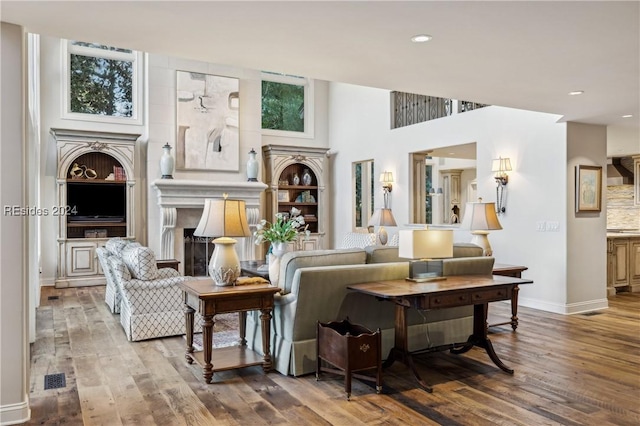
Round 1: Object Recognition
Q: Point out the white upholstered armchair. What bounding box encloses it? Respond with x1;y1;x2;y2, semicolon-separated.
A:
108;245;201;341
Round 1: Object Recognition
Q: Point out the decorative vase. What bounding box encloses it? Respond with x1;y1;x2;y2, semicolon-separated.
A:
160;143;175;179
268;241;289;286
246;148;259;182
302;168;312;186
292;173;300;185
208;237;241;286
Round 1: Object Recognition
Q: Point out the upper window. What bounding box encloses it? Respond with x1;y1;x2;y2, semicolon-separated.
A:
62;40;143;125
261;72;314;138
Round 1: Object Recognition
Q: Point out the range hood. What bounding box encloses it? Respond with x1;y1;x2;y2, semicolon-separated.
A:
607;157;634;186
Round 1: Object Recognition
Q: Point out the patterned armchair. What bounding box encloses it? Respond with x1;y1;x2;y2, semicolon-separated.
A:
96;238;140;314
108;245;201;341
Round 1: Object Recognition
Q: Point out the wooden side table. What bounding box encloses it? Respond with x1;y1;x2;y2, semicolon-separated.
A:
491;264;528;330
179;279;280;384
156;258;180;271
239;260;269;280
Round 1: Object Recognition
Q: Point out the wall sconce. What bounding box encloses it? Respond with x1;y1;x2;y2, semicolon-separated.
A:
380;171;394;207
491;157;512;214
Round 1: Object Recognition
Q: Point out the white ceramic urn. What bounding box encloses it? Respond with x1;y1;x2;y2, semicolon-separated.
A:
160;143;174;179
246;148;259;181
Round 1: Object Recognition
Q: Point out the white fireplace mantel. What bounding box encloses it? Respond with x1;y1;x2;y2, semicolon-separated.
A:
152;179;267;260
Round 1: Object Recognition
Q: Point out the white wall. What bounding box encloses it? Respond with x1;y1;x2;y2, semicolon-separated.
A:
327;82;599;313
145;54;329;257
1;21;31;425
567;122;608;310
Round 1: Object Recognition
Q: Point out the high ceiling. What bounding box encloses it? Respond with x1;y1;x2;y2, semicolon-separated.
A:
3;1;639;148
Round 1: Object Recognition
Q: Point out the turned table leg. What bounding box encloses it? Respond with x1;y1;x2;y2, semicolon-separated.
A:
260;308;273;372
184;304;195;364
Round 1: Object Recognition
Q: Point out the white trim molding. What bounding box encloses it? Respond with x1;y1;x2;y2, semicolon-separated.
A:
519;296;609;315
0;398;31;425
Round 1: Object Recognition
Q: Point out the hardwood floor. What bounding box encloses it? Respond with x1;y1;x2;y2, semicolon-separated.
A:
29;286;639;425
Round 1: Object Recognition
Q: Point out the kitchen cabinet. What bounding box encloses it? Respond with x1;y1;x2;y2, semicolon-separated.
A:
607;236;640;295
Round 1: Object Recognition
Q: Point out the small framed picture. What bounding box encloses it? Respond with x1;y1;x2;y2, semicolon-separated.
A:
277;191;290;202
575;165;602;212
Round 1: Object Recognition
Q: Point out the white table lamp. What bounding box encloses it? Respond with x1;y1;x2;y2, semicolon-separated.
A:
398;228;453;282
368;208;397;245
460;199;502;256
194;195;250;286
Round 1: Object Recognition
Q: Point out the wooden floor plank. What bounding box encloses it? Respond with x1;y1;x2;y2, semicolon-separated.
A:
28;286;640;425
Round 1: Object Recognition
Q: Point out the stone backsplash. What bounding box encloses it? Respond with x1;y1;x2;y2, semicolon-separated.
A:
607;185;639;229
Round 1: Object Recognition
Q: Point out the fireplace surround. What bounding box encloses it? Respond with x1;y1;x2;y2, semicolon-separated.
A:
152;179;267;269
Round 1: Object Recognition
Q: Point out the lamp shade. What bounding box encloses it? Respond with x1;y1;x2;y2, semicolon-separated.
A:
194;198;251;238
368;208;397;227
379;171;394;185
491;157;512;173
460;201;503;231
398;229;453;260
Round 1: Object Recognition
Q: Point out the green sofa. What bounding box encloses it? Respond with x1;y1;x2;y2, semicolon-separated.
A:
245;244;494;376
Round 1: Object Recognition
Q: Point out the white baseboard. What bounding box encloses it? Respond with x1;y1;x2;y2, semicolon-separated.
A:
519;297;608;315
39;277;55;286
0;398;30;425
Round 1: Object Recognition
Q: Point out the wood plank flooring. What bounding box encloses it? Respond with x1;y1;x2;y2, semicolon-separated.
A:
29;286;639;425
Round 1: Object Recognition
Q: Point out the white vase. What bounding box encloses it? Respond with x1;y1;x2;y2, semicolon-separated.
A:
160;143;174;179
302;168;312;186
268;241;289;286
246;148;259;181
208;237;241;286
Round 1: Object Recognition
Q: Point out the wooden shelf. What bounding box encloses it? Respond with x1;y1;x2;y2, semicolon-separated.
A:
67;179;126;184
67;222;126;228
278;185;318;190
278;202;318;206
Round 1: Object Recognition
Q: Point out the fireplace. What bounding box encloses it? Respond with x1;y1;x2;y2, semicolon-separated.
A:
183;229;214;277
152;179;267;270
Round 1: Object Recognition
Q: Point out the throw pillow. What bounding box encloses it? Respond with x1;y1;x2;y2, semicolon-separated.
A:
122;246;158;280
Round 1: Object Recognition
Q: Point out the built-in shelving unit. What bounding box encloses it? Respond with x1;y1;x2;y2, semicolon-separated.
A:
262;145;330;250
52;128;140;288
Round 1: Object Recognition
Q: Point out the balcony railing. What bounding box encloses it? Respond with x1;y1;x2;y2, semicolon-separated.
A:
390;91;489;129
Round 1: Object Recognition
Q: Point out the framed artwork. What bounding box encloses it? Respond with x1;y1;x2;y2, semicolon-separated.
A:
176;71;239;171
277;191;290;202
575;165;602;212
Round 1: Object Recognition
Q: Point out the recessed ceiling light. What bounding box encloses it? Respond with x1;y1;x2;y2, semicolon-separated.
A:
568;90;584;96
411;34;433;43
622;114;633;118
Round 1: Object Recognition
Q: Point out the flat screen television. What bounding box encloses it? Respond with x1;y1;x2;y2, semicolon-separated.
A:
67;182;126;222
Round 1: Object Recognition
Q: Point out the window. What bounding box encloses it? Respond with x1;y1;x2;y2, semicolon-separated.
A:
353;160;374;229
62;40;143;124
261;72;314;138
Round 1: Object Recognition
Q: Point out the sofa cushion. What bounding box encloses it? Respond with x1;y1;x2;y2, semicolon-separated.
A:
278;248;367;293
338;232;376;249
365;245;404;263
452;243;484;258
122;246;158;280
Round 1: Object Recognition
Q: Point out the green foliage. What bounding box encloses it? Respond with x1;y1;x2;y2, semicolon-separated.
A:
69;54;133;117
262;80;304;132
254;209;308;244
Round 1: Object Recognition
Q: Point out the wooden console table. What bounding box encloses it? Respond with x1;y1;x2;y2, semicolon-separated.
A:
179;279;280;384
348;274;533;392
491;264;528;330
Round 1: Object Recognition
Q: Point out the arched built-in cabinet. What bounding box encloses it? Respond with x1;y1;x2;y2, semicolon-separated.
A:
51;128;140;288
262;145;330;251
